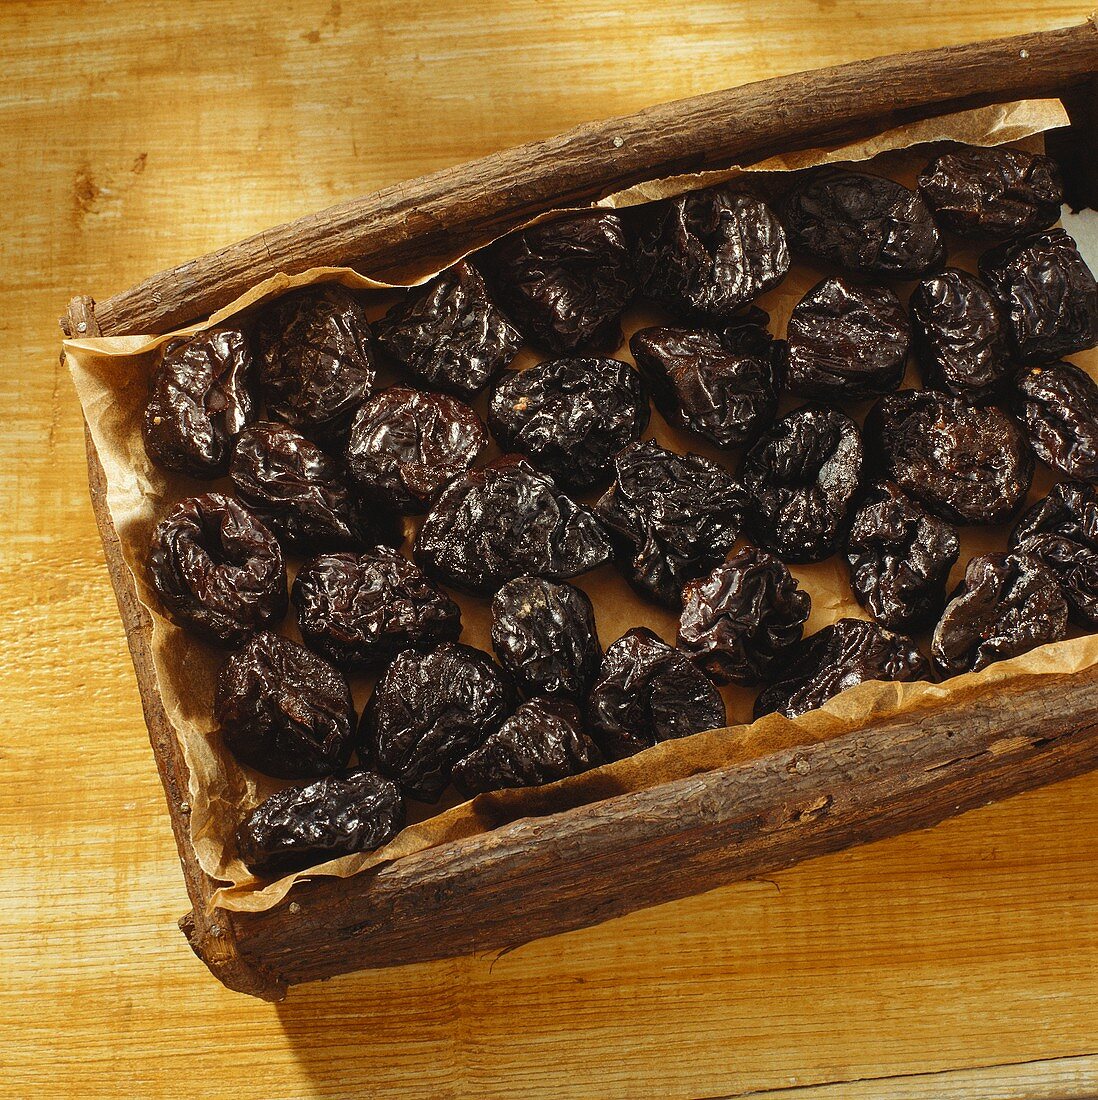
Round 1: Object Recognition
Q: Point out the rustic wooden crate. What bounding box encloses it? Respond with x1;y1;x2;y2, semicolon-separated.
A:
63;22;1098;1002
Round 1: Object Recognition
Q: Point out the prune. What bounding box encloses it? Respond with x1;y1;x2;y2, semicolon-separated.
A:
784;277;909;401
931;553;1068;677
346;386;488;512
215;631;356;779
865;390;1032;525
149;493;287;647
586;627;725;760
488;357;648;491
918;146;1064;240
256;285;375;443
909;269;1011;402
629;324;779;448
754;618;929;720
741;406;863;563
486;212;634;354
636;187;789;321
1011;481;1098;625
979;229;1098;364
375;261;522;398
595;439;745;606
414;456;612;594
230;422;401;552
677;547;810;685
490;576;601;699
143;327;255;478
845;482;960;633
361;642;515;802
783;168;944;278
451;698;601;795
1015;361;1098;481
236;768;404;877
292;548;461;672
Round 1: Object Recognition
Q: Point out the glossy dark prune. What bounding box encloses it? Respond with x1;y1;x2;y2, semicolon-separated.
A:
486;212;635;354
845;482;960;633
490;576;601;699
909;269;1011;402
375;261;523;398
918;146;1064;240
636;187;789;321
931;553;1068;677
1011;481;1098;626
754;618;930;720
784;277;909;401
783;168;944;278
488;357;649;491
216;632;356;779
1015;361;1098;481
230;422;401;552
586;627;725;760
236;768;404;877
979;229;1098;364
595;440;746;607
414;456;612;594
629;324;779;448
451;698;601;796
292;548;461;672
149;493;287;647
741;406;863;563
345;386;488;512
256;285;376;444
865;390;1032;526
677;547;810;685
143;327;255;478
361;642;516;802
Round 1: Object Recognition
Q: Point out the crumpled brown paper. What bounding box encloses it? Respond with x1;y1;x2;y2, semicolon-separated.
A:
65;97;1098;915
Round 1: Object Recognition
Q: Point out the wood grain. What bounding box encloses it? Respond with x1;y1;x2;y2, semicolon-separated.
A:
6;1;1098;1096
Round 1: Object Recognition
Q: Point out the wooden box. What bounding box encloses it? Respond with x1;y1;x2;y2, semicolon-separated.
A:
63;23;1098;1001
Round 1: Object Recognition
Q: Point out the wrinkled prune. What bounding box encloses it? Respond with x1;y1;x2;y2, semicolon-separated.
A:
143;327;255;478
754;617;929;720
784;277;909;401
918;146;1064;240
595;440;745;606
256;285;375;443
629;324;779;447
488;357;648;491
931;552;1068;677
230;422;401;552
346;386;488;512
216;632;356;779
783;168;944;278
490;576;601;699
361;642;515;802
865;390;1032;525
1015;361;1098;481
292;548;461;672
845;482;960;633
236;768;404;877
375;261;523;398
451;698;601;795
980;229;1098;364
677;547;810;685
486;212;635;354
909;269;1011;402
586;627;725;759
414;456;612;594
741;406;863;563
149;493;287;647
636;187;789;321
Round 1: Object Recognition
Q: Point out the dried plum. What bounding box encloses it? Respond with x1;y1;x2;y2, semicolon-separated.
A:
1015;361;1098;481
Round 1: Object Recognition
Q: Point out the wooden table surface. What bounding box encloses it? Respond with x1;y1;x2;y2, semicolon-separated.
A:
5;2;1098;1096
